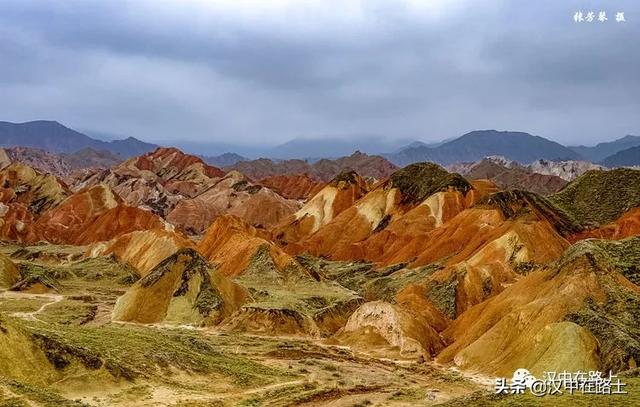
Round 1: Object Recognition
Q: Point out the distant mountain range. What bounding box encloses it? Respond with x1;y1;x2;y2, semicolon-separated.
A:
266;136;415;159
602;146;640;167
1;120;638;168
384;130;581;166
226;151;398;182
0;120;157;158
569;135;640;162
202;152;248;167
0;146;123;179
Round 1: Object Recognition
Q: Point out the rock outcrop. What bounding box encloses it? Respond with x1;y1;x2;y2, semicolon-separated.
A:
227;151;397;182
112;249;249;326
167;171;299;235
273;171;369;246
286;163;479;261
334;301;444;359
437;238;640;376
33;184;165;245
259;174;322;200
89;229;195;277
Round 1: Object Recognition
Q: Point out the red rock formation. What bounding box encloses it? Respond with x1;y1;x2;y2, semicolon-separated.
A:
451;157;568;195
273;171;369;246
436;240;639;376
285;164;479;262
0;162;69;215
259;174;323;200
132;147;224;180
32;184;165;245
70;147;226;217
1;147;72;178
227;151;398;182
0;203;37;242
196;214;296;278
167;171;299;235
89;229;195;277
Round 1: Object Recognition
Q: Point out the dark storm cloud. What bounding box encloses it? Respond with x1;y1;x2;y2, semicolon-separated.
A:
0;0;638;147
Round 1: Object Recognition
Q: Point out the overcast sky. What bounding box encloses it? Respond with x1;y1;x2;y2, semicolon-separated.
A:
1;0;638;147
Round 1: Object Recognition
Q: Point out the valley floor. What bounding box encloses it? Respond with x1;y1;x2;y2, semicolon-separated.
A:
1;242;639;407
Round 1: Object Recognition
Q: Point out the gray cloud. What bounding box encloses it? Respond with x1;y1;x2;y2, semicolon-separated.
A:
0;0;638;149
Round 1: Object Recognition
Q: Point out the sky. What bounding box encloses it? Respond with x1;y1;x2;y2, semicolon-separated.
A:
1;0;638;149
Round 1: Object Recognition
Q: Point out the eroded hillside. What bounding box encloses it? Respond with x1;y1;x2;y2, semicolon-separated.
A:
1;148;640;406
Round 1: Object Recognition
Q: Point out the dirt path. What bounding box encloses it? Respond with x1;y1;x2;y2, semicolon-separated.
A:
1;291;64;322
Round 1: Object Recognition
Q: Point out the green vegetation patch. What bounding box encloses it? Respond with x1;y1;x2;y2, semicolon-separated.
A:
588;236;640;285
558;238;640;372
0;378;85;407
425;274;459;319
331;170;358;186
237;248;360;319
37;300;97;326
478;189;583;236
0;298;50;314
15;255;138;288
361;264;441;302
11;317;285;386
551;168;640;227
389;162;472;205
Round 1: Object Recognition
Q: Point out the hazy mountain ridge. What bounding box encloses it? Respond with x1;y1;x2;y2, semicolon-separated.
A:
569;135;640;162
602;145;640;168
2;120;638;170
385;130;582;166
0;120;157;158
226;151;398;182
202;152;248;167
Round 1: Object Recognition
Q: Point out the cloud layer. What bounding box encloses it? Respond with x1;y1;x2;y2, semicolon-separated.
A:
1;0;638;148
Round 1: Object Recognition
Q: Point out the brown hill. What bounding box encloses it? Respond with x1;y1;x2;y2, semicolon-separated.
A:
112;248;249;326
387;190;578;317
285;163;479;261
71;147;226;218
71;168;182;217
130;147;225;183
452;158;567;195
196;214;295;278
167;171;299;235
197;215;361;337
0;162;70;242
227;151;397;182
570;207;640;242
1;147;72;178
89;229;195;277
0;162;69;215
333;300;444;359
273;171;370;246
61;147;122;170
0;202;37;242
32;184;165;245
259;174;322;199
437;237;640;376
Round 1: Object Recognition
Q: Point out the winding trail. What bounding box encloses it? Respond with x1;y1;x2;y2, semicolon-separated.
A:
0;290;64;322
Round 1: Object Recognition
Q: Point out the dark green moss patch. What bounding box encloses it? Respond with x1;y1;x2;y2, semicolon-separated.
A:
478;189;582;236
331;170;358;186
551;168;640;227
389;163;471;205
425;275;458;319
